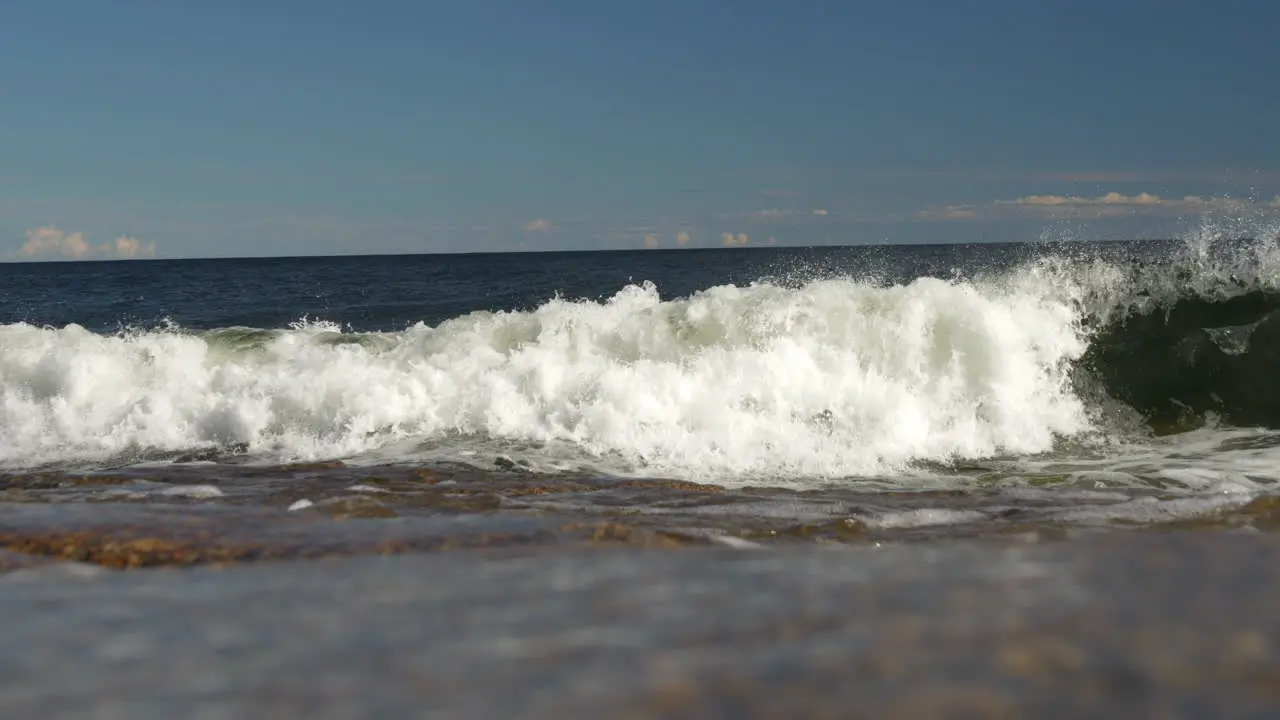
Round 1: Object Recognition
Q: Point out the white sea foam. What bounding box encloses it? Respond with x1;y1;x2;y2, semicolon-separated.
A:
865;509;988;530
0;273;1093;479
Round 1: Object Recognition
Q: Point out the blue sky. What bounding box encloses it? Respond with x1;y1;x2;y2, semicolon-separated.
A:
3;0;1279;259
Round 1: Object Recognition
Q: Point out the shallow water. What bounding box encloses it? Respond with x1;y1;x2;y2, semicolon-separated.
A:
3;456;1278;572
4;532;1279;718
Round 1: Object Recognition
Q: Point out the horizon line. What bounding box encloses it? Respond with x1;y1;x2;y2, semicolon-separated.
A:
0;237;1204;265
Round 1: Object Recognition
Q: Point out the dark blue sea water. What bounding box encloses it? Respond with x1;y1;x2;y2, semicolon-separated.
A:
0;241;1157;333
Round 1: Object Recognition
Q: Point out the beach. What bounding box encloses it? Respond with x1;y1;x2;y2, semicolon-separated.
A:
3;515;1278;718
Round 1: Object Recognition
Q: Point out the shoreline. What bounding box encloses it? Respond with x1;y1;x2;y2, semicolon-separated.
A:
2;532;1277;717
3;465;1277;716
3;463;1277;569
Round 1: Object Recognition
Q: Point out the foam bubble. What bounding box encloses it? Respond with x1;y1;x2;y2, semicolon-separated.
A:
9;229;1280;484
0;274;1091;479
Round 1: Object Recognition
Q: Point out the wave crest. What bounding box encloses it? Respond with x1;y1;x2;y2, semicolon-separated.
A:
6;228;1280;478
0;276;1090;476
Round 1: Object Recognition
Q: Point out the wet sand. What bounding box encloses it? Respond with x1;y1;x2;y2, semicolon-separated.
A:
2;464;1279;717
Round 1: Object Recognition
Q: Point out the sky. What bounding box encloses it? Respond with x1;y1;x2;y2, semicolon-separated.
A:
3;0;1280;260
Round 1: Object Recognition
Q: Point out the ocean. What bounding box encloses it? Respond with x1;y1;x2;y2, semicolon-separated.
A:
3;232;1280;542
6;232;1280;716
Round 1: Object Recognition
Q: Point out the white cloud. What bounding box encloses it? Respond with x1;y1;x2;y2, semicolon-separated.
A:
18;226;156;260
675;231;690;246
21;226;90;258
922;207;982;220
110;235;156;258
750;208;831;220
918;192;1280;221
521;218;553;232
720;232;749;247
998;192;1166;207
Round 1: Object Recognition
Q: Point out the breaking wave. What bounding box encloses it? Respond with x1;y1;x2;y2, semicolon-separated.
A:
3;226;1280;478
